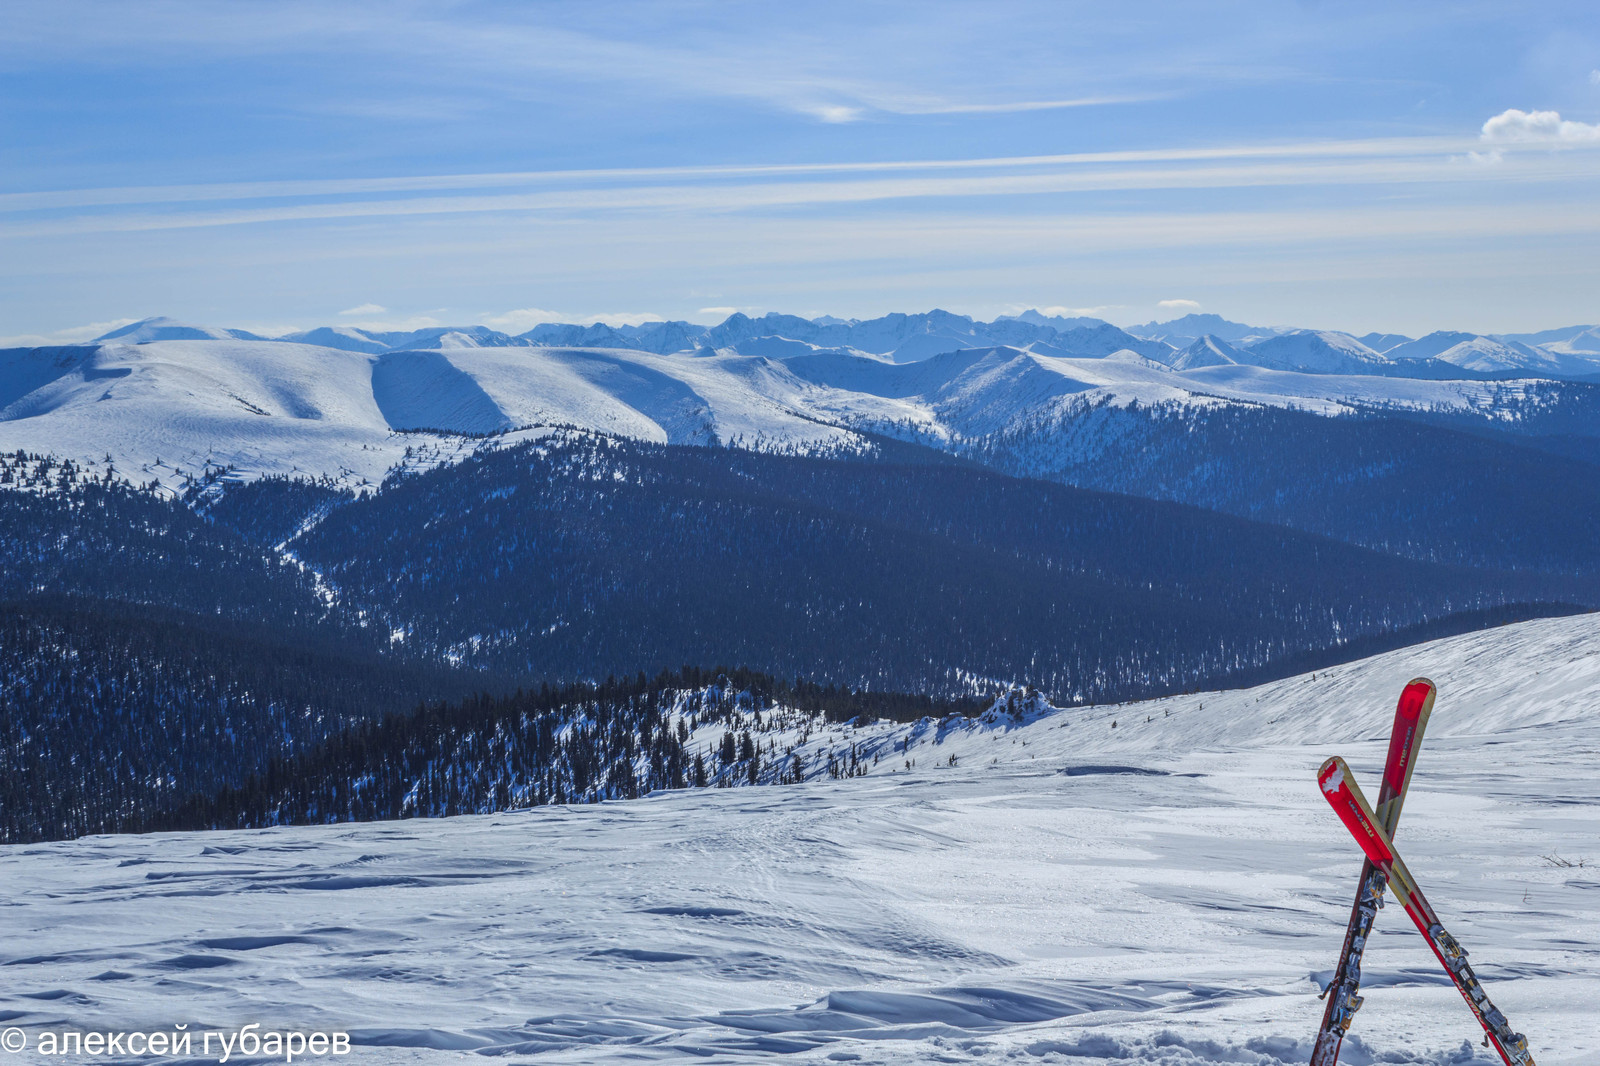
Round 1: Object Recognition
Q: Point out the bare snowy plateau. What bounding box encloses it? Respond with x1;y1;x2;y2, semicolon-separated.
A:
4;614;1597;1064
2;311;1597;493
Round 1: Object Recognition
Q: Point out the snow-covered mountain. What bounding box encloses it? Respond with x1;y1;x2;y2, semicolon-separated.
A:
1500;323;1600;356
96;316;269;344
1126;311;1286;347
1234;329;1388;374
4;319;1599;492
5;611;1594;1063
1357;331;1413;353
1170;334;1244;369
1385;330;1600;376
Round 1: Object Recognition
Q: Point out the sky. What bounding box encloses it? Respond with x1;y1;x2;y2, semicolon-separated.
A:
2;0;1599;343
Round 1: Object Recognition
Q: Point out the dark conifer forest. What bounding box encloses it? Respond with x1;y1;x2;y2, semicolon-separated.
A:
0;431;1592;843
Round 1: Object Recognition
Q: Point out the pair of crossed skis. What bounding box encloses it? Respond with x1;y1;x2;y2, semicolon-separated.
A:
1309;678;1537;1066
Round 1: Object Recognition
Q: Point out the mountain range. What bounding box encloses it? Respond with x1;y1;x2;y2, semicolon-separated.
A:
85;308;1600;369
4;309;1600;499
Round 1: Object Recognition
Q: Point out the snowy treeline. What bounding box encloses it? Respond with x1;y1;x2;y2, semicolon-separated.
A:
136;671;992;834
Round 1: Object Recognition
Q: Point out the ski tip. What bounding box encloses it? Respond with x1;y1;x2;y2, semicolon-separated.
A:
1317;756;1346;792
1396;678;1437;723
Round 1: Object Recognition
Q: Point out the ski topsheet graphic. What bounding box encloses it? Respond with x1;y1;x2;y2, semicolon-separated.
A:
1318;755;1536;1066
1309;678;1435;1066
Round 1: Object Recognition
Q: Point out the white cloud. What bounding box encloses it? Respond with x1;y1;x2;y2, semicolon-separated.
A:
1158;298;1202;312
341;314;442;332
338;302;386;315
55;317;140;340
481;307;564;332
0;317;139;346
234;321;305;339
1037;304;1114;318
482;308;664;331
585;312;664;328
698;306;740;317
810;104;864;124
1480;108;1600;145
1591;70;1600;86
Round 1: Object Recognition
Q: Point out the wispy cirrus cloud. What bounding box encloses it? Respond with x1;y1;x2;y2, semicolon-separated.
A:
0;1;1166;133
338;303;386;316
1;134;1489;214
10;131;1597;240
1158;299;1202;312
872;93;1166;116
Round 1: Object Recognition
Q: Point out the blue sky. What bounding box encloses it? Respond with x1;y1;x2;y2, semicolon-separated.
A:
2;0;1598;341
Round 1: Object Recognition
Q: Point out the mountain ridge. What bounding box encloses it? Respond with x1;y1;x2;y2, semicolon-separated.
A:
85;311;1600;378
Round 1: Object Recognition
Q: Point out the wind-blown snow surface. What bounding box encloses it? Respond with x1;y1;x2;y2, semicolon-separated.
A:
5;614;1598;1064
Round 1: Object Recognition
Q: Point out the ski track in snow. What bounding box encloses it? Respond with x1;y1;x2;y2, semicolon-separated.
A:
3;615;1598;1064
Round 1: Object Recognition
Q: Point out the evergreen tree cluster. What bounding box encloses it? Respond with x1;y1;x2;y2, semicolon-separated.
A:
156;668;940;833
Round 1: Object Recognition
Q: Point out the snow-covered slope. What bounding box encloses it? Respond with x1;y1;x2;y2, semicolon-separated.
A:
0;339;402;488
0;334;1587;491
1499;324;1600;356
96;316;267;344
1238;330;1389;374
0;340;877;489
1387;331;1600;376
4;613;1596;1064
277;326;392;354
1171;334;1244;370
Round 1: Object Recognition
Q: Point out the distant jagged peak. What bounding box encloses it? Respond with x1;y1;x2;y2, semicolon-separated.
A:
1128;312;1281;347
1171;334;1244;370
1357;332;1413;354
1385;330;1487;361
998;309;1112;329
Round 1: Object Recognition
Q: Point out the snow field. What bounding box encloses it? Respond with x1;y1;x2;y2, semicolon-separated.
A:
3;614;1597;1063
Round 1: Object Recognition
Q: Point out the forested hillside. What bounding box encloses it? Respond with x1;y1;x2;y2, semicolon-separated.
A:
1;432;1590;844
0;453;352;639
0;600;482;844
286;432;1584;695
966;398;1600;577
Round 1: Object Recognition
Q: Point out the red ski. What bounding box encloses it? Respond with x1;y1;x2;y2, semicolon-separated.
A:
1309;678;1435;1066
1317;755;1536;1066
